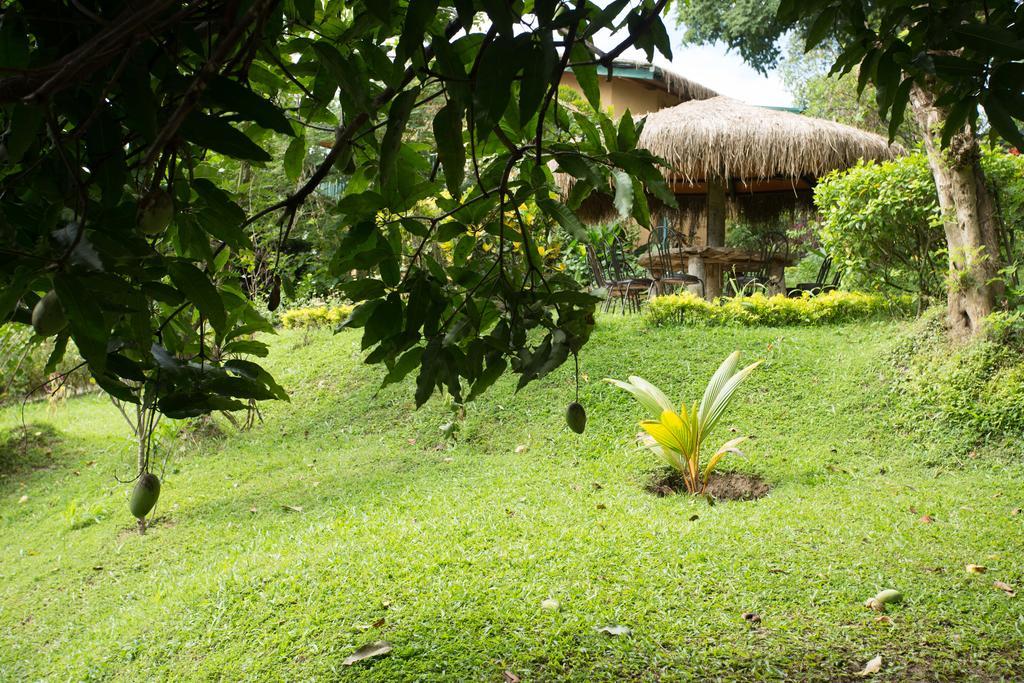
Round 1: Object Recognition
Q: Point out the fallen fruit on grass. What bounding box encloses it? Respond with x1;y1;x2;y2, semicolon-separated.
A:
137;190;174;235
129;473;161;519
31;291;66;337
864;589;901;611
566;402;587;434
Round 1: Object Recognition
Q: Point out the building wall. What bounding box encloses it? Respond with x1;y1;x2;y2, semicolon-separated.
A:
561;73;683;117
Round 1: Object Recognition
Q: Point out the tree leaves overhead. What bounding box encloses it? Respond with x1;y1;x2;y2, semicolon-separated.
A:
0;0;677;422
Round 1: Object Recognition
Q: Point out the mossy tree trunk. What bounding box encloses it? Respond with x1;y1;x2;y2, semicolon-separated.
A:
910;83;1004;339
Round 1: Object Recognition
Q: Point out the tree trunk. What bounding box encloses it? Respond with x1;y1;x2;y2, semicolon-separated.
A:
909;84;1004;339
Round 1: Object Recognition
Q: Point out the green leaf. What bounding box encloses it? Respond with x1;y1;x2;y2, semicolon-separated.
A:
284;133;306;182
166;260;227;334
179;112;271;162
203;76;293;135
537;196;587;240
612;169;633;219
379;87;420;191
53;274;108;372
953;24;1024;60
570;43;600;110
804;7;837;52
433;103;466;198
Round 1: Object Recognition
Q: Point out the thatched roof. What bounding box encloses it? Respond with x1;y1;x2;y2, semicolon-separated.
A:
639;96;902;183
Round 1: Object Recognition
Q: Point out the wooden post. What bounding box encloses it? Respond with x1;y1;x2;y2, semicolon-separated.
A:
703;176;727;299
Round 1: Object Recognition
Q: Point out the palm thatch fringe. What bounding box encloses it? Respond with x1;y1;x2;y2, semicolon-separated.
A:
639;96;902;183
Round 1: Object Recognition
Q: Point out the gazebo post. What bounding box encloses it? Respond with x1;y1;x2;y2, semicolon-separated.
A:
702;176;726;299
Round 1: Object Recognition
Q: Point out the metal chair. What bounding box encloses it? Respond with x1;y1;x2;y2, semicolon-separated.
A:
586;239;653;314
788;256;834;297
643;226;704;298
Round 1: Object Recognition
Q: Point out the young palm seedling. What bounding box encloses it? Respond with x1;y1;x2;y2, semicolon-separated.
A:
606;352;760;494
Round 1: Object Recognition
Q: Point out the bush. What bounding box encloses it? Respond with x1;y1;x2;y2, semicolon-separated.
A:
279;304;354;330
0;325;90;405
645;290;914;327
887;308;1024;443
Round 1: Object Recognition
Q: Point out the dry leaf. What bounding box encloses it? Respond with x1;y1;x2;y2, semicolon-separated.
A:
864;598;885;612
371;617;386;628
514;444;528;454
741;612;761;624
503;672;521;683
596;625;631;637
342;641;392;666
857;655;882;676
874;615;892;624
966;564;987;574
1012;508;1021;516
281;505;303;513
994;580;1016;597
919;514;934;523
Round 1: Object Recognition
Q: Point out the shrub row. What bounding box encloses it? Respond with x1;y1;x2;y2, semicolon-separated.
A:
279;305;354;330
645;290;914;327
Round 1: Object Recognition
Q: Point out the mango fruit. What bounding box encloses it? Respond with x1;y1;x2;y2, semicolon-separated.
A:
566;402;587;434
137;190;173;235
31;290;66;337
129;472;161;519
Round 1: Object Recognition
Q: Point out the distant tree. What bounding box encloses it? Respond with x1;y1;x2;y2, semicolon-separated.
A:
778;37;917;147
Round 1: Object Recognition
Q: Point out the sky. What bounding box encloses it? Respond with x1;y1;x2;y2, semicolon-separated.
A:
591;15;795;108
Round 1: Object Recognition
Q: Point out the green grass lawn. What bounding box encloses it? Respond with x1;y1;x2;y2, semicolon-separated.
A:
1;317;1023;681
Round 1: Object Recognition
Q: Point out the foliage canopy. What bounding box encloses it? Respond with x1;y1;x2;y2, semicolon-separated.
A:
0;0;678;418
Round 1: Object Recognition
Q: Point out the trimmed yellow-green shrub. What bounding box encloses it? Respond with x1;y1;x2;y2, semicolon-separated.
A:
279;305;354;330
645;291;913;327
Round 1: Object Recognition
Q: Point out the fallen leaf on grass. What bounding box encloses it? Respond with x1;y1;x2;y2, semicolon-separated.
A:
596;625;631;637
514;444;528;454
857;655;882;676
342;641;392;666
919;514;934;523
371;617;386;628
741;612;761;624
994;581;1016;597
281;505;303;513
1012;508;1022;516
874;615;892;624
503;672;520;683
966;564;987;574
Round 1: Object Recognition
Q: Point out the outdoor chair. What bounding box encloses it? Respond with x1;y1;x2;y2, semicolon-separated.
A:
788;256;839;297
643;227;704;298
586;240;653;314
727;230;789;295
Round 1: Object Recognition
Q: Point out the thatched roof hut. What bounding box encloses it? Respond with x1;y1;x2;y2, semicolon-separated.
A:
564;96;902;225
640;96;901;184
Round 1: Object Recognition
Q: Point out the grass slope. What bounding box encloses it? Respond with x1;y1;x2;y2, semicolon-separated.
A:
1;318;1022;681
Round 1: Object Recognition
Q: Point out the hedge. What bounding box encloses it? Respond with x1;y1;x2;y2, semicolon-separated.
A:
645;291;914;327
279;305;354;330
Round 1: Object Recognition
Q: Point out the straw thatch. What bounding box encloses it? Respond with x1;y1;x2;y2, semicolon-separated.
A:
640;96;902;183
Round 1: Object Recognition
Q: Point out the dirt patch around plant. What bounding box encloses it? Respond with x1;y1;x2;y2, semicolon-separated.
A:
646;468;771;501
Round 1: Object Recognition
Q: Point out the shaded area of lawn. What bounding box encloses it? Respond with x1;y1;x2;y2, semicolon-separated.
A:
1;318;1022;681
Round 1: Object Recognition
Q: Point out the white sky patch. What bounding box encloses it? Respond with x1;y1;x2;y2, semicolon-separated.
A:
589;12;794;107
